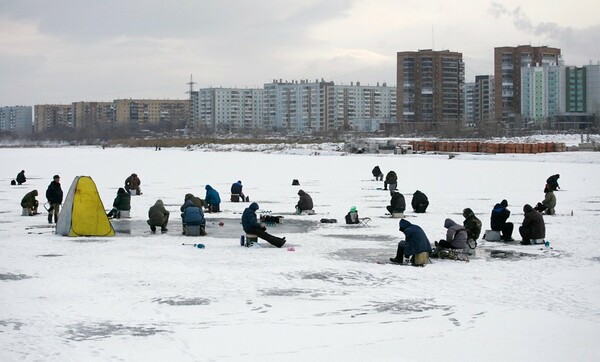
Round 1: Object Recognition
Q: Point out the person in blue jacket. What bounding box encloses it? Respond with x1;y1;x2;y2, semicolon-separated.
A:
241;202;286;247
204;185;221;212
390;219;432;265
230;181;246;202
181;199;206;236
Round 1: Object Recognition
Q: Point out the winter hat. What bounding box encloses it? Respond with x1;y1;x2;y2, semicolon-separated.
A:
249;202;259;211
500;199;508;207
523;204;533;213
184;193;194;200
298;189;305;195
118;187;126;194
350;206;357;212
53;175;60;180
237;180;242;184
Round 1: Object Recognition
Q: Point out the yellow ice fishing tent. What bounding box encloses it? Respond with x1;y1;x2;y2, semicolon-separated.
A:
56;176;115;237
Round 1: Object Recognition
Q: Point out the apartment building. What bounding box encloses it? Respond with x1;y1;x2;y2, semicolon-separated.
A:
263;79;333;132
397;49;464;131
521;62;563;125
73;101;115;130
494;45;561;125
463;82;475;125
114;99;189;129
0;106;32;135
329;82;396;132
473;75;495;125
196;88;264;132
34;104;72;133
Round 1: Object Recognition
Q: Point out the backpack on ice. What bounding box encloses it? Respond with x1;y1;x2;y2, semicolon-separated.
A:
56;176;115;237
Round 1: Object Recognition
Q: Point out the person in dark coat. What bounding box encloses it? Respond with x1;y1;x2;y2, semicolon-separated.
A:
107;188;131;219
345;206;360;224
180;193;206;211
490;199;514;241
534;186;557;215
205;185;221;212
411;190;429;213
519;204;546;245
386;191;406;214
436;218;468;250
462;208;482;242
242;202;286;247
546;174;560;191
45;175;63;224
372;166;383;181
384;171;397;191
296;189;313;213
16;170;26;185
181;199;206;236
230;181;246;202
147;199;169;233
21;190;39;216
124;173;141;195
390;219;432;265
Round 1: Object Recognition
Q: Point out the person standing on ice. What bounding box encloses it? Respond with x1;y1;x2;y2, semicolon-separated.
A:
389;219;432;266
490;199;514;241
295;189;313;214
45;175;63;224
242;202;286;247
372;166;383;181
204;185;221;212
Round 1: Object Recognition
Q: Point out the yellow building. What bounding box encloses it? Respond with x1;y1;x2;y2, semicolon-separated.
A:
73;101;114;130
114;99;189;129
34;104;72;133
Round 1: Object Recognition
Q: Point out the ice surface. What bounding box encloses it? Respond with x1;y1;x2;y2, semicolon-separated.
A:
1;145;599;361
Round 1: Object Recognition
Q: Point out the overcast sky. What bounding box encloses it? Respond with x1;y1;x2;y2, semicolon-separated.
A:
1;0;599;106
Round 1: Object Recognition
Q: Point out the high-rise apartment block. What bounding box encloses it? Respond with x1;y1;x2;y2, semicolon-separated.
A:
34;104;72;133
329;82;396;132
463;82;475;125
0;106;32;135
397;49;464;130
196;88;264;132
494;45;561;125
73;102;115;130
114;99;189;130
521;62;563;124
473;75;495;125
263;80;333;132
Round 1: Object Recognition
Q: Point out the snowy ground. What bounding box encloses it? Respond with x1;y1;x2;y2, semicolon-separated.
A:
1;146;600;361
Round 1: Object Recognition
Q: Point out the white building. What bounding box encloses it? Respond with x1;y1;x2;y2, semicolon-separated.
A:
521;62;563;124
0;106;33;136
586;63;600;116
197;88;264;132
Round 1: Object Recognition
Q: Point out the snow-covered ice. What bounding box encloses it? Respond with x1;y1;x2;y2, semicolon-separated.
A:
1;145;600;361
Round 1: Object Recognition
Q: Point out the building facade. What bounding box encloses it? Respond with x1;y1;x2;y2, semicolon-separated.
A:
329;82;396;132
521;62;563;125
73;102;115;131
494;45;561;126
585;64;600;117
263;79;333;132
0;106;32;136
473;75;495;125
463;82;475;125
196;88;264;132
396;49;464;131
34;104;72;133
114;99;189;130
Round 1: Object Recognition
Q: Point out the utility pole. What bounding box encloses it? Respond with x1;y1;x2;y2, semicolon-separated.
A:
186;74;197;132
